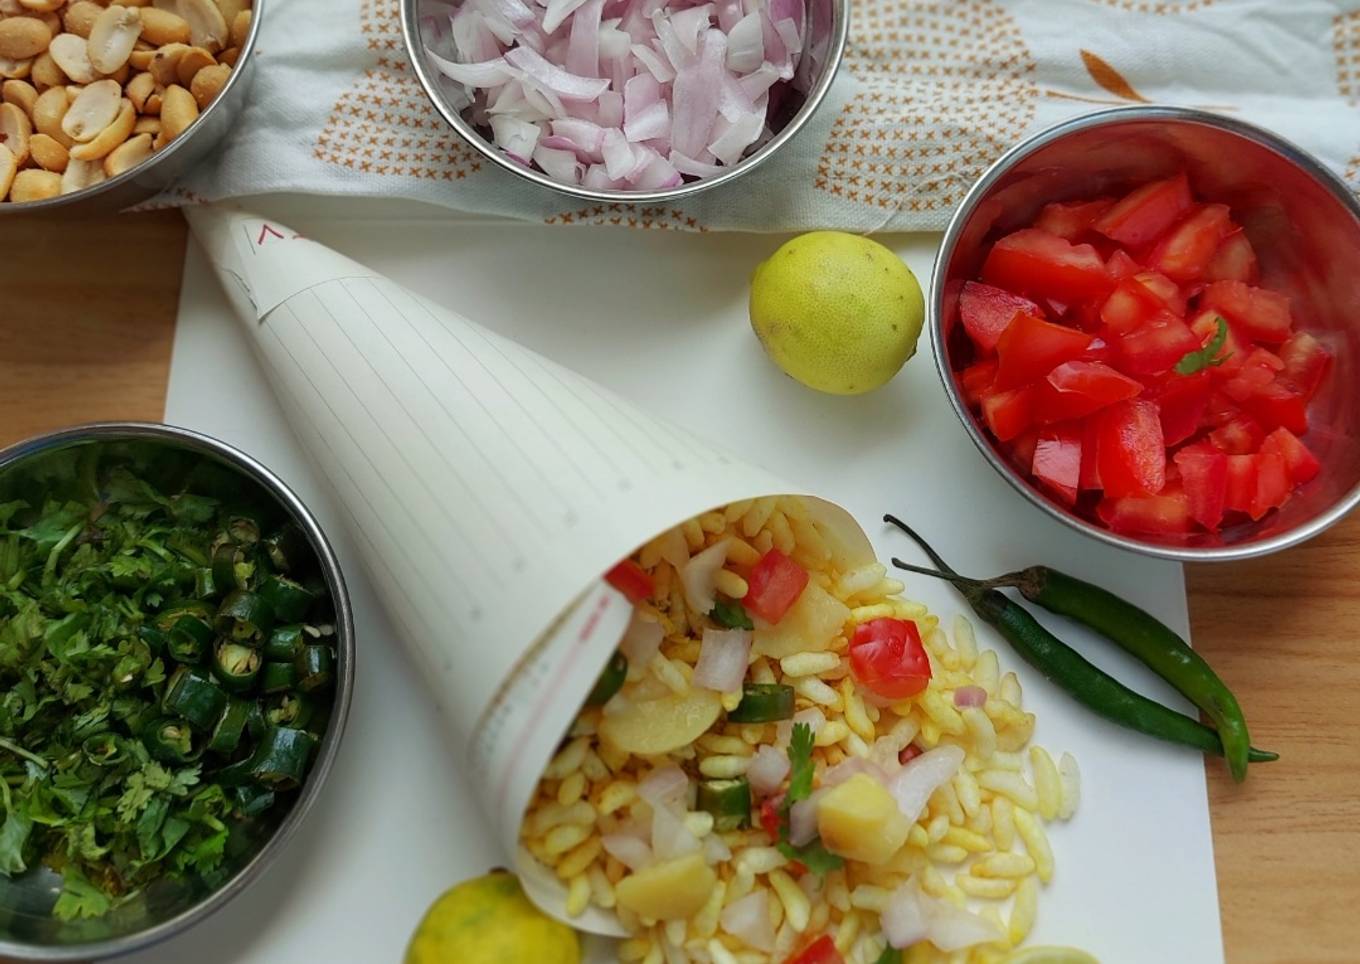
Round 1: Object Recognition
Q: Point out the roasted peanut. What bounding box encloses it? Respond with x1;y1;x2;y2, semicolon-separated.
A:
130;113;156;135
0;142;16;199
88;4;143;74
157;0;226;52
102;127;148;174
28;130;66;170
154;79;191;145
124;67;153;110
69;95;132;158
61;76;119;141
0;55;32;80
173;43;210;85
0;100;32;164
59;154;102;193
63;0;104;38
137;6;190;46
18;0;67;13
9;167;61;201
187;58;224;106
31;84;71;146
0;16;52;61
30;51;63;89
227;8;247;48
146;40;185;85
2;78;38;116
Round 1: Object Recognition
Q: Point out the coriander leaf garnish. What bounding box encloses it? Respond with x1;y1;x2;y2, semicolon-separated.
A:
774;722;846;874
710;598;754;630
1175;316;1232;375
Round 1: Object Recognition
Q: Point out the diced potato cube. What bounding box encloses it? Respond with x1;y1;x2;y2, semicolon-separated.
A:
753;583;850;659
614;853;717;920
598;688;722;756
816;773;910;866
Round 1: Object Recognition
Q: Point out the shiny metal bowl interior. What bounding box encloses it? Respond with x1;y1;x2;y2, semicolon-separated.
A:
401;0;847;203
933;106;1360;562
0;423;354;961
0;0;266;215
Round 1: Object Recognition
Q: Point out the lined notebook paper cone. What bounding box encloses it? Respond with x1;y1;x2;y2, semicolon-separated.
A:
183;204;875;933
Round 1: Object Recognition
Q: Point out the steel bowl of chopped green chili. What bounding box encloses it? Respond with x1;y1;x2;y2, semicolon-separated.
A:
0;422;355;960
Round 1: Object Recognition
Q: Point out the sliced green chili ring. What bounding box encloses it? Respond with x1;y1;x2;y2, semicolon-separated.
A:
211;543;252;594
81;732;126;767
245;699;268;740
212;640;263;693
214;589;275;644
163;666;229;731
155;600;213;631
214;755;257;787
293;645;335;693
261;661;297;695
142;717;201;764
250;726;318;791
194;566;217;599
138;625;170;655
233;783;276;818
166;614;214;664
265;625;305;662
696;778;751;831
259;574;316;624
585;652;628;706
266;692;315;729
209;699;253;755
264;523;309;573
224;508;262;546
727;683;795;723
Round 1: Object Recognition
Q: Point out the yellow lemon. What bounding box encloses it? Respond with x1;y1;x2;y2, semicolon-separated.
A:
405;871;580;964
1001;946;1101;964
749;230;925;395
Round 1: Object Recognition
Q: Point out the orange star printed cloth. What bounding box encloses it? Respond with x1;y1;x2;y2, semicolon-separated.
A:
158;0;1360;232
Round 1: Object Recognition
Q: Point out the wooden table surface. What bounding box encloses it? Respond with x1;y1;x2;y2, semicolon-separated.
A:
1;209;1355;962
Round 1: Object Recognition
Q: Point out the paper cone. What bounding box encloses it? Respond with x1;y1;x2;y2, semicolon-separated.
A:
184;205;875;934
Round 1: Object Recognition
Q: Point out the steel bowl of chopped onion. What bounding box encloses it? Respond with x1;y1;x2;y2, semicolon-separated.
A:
401;0;848;200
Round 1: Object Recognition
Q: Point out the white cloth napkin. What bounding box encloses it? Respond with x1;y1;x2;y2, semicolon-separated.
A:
168;0;1360;232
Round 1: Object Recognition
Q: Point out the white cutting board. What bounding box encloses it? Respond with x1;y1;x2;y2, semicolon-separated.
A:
131;196;1222;963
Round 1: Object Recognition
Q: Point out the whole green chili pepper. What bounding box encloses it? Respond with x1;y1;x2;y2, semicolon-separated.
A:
884;516;1277;772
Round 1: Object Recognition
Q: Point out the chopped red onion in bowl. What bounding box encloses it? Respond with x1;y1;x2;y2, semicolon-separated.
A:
423;0;810;190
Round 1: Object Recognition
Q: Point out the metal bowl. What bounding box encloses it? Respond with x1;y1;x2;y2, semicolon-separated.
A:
400;0;847;203
932;106;1360;562
0;1;266;215
0;422;354;960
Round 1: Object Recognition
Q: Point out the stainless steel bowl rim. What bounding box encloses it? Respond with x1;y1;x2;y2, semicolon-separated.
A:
931;105;1360;563
0;421;355;961
399;0;849;203
1;0;267;214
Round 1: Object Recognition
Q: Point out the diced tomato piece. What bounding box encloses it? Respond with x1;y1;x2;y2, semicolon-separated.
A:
605;559;654;603
1224;455;1256;514
1277;330;1333;401
1209;415;1266;454
1033;360;1142;422
1261;427;1321;485
993;311;1094;390
1114;312;1202;376
958;281;1043;353
1189;309;1246;376
1134;272;1187;316
1034;197;1114;240
1201;280;1293;344
758;795;782;837
1242;381;1308;435
1201;390;1240;429
1106;248;1143;280
981;229;1113;303
1097;399;1166;497
1080;417;1102;490
980;384;1037;442
1081;336;1114;365
1249;449;1290;520
1092;173;1194;247
1156;371;1213;446
1204;229;1259;284
1100;271;1186;334
1097;485;1193;535
1032;423;1083;505
1174;448;1228;530
1147;203;1233;282
787;935;846;964
959;358;998;406
1009;428;1040;473
849;618;932;701
744;550;809;624
1220;346;1282;402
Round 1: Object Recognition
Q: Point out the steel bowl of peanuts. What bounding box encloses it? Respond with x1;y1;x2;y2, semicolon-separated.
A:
0;0;259;211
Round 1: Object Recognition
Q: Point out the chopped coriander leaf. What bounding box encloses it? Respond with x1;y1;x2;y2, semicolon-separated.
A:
1174;316;1233;375
0;441;337;920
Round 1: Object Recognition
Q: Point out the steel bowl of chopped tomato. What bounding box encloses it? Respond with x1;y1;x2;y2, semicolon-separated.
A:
932;106;1360;560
